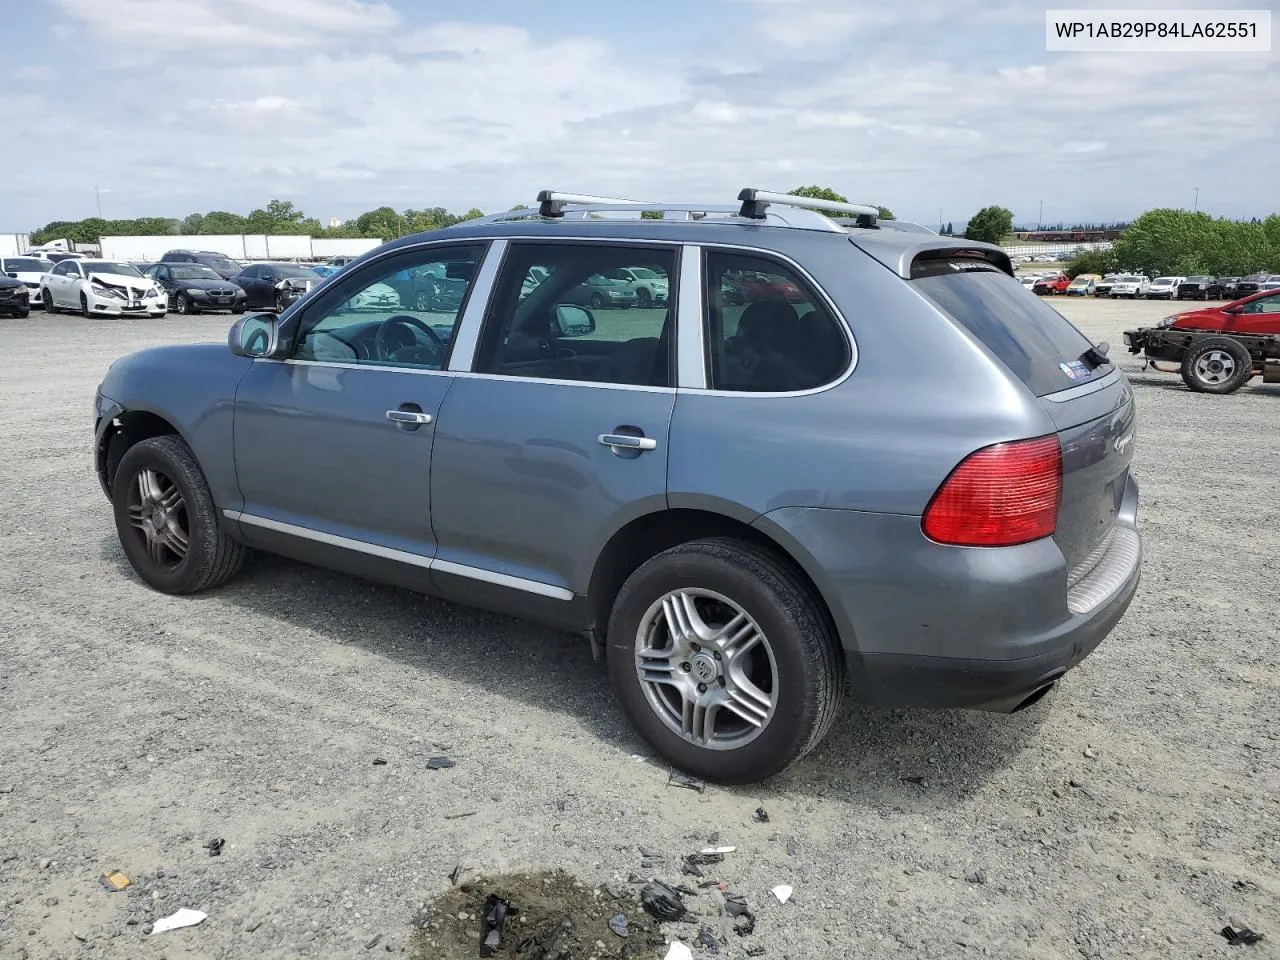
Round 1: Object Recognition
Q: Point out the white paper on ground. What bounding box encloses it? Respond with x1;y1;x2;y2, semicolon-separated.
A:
151;908;207;934
771;884;794;903
664;942;693;960
700;846;736;854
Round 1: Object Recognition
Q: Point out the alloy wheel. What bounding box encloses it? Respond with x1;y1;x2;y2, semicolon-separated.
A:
634;588;778;750
1194;349;1235;385
125;468;189;571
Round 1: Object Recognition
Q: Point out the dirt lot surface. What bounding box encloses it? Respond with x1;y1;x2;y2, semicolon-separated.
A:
1;299;1277;960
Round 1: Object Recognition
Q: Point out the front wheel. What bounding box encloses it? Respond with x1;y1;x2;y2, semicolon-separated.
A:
174;293;193;315
42;289;56;313
589;292;605;309
1180;337;1254;394
636;287;652;309
274;292;290;313
80;292;91;317
231;306;246;315
112;436;247;594
607;538;845;783
17;307;30;319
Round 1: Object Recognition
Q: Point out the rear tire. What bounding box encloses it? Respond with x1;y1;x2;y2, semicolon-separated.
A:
17;307;29;319
112;436;247;594
42;289;56;313
1180;337;1253;394
606;537;846;783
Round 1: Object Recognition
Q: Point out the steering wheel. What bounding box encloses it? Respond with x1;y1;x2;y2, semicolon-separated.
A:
374;315;446;363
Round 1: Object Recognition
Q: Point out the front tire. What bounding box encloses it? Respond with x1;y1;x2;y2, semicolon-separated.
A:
42;289;56;313
174;293;193;315
112;436;247;594
17;307;29;319
607;538;845;783
80;292;91;317
636;287;653;309
1180;337;1253;394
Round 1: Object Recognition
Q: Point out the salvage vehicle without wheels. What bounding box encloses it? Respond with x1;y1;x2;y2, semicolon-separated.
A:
94;188;1143;784
1124;288;1280;394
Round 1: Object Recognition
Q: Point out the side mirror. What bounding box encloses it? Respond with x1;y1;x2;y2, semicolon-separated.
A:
552;304;596;338
4;272;16;279
228;313;283;359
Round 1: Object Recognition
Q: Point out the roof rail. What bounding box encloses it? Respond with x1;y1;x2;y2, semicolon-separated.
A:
536;190;657;218
738;188;880;224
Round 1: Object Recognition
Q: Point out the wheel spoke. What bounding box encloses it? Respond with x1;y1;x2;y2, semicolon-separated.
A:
138;469;164;504
714;614;760;661
636;645;679;683
158;486;183;511
145;531;167;565
722;674;772;728
681;695;716;744
127;504;148;531
163;524;189;559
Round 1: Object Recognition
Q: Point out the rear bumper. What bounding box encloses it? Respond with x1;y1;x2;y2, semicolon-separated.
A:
754;473;1142;712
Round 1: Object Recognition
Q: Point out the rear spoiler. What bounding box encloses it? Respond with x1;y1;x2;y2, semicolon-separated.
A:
850;236;1014;279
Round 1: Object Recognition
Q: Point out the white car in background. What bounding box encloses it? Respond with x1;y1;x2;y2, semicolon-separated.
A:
1144;276;1184;300
40;259;167;317
613;265;669;307
1108;275;1150;299
1;256;55;307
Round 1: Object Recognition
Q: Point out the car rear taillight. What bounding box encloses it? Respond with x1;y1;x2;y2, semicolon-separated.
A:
922;436;1062;547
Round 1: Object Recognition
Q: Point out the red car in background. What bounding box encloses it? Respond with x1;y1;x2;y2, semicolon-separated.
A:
1032;274;1072;295
723;269;804;304
1124;288;1280;394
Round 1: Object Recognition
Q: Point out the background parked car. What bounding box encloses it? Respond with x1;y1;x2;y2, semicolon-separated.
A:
1094;274;1123;297
160;249;244;280
1065;274;1099;296
40;259;167;317
310;264;344;279
1032;273;1071;295
1145;276;1184;300
612;266;669;308
0;275;31;317
561;272;637;309
1262;275;1280;292
1;256;54;307
144;263;247;315
1176;276;1218;300
1109;275;1150;299
384;262;469;313
1230;274;1268;299
231;262;321;311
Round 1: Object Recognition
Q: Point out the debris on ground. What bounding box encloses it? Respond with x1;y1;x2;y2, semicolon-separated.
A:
667;770;707;793
771;884;794;904
639;845;664;869
902;775;928;786
722;892;755;936
701;846;734;855
752;807;770;823
1220;924;1265;946
964;869;986;885
744;946;766;957
203;838;225;857
697;927;721;953
443;811;477;820
364;933;383;950
663;942;693;960
99;870;130;892
608;913;629;937
641;881;687;920
478;894;509;957
682;851;725;876
410;869;665;960
426;756;456;770
372;758;387;766
151;908;207;935
448;864;463;885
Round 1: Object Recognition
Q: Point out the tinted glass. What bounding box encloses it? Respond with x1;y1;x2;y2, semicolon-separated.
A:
914;264;1108;396
196;255;240;273
295;245;482;370
82;261;142;277
704;251;849;392
4;259;52;272
170;265;222;280
268;264;319;280
476;243;675;387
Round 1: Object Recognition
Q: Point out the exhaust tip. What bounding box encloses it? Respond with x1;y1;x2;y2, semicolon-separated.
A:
1010;677;1061;713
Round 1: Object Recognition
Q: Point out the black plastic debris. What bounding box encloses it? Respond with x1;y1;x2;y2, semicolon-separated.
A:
722;893;755;936
902;775;927;786
745;946;766;957
478;894;510;957
1220;924;1265;946
448;864;463;885
640;881;686;921
608;913;629;938
733;912;756;936
427;756;456;770
372;758;387;766
682;851;725;877
697;928;721;954
673;884;700;898
667;770;706;793
203;838;225;858
752;807;770;823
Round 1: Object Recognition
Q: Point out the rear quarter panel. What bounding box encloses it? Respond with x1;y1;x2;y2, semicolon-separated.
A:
98;343;252;509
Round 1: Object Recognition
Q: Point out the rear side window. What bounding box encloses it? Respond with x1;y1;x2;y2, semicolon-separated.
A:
704;251;849;392
913;263;1109;396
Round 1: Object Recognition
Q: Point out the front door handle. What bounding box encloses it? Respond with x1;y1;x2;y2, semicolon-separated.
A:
386;409;433;425
598;433;657;451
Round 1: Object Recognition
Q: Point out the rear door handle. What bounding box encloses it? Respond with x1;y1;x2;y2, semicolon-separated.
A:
386;410;433;425
598;433;657;451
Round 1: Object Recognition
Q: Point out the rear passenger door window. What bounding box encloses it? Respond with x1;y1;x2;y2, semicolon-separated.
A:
475;243;675;387
704;252;849;392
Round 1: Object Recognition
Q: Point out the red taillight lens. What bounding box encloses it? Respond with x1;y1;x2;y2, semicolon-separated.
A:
922;436;1062;547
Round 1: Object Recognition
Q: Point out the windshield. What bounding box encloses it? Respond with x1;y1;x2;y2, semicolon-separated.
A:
271;264;319;279
170;265;222;280
84;261;143;278
627;267;661;279
1120;276;1144;283
1186;276;1211;282
4;258;53;272
197;256;240;273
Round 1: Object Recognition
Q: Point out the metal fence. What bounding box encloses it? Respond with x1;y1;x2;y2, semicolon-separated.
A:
999;241;1114;257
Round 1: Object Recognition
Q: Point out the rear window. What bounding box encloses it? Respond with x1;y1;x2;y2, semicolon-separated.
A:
913;263;1109;396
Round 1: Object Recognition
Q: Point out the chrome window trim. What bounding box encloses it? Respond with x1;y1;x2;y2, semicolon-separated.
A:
450;371;676;394
1044;367;1121;402
224;509;573;601
676;244;707;389
447;238;508;372
694;240;858;399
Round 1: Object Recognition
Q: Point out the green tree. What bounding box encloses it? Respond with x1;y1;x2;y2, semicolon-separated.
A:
789;185;846;202
1065;249;1117;278
179;213;205;235
964;206;1015;244
200;211;249;234
355;206;406;238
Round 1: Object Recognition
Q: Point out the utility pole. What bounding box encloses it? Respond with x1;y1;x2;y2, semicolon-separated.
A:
939;207;943;232
1038;200;1044;230
95;185;102;218
1193;186;1199;212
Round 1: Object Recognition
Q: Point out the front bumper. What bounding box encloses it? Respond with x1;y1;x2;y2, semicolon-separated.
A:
85;289;168;316
0;291;30;313
186;290;247;310
755;473;1142;712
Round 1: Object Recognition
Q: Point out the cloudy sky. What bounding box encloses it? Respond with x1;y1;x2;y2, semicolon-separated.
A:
5;0;1277;231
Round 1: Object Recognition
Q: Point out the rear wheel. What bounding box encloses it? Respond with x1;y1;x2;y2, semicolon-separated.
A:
112;436;247;594
1181;337;1254;394
42;289;56;313
607;538;845;783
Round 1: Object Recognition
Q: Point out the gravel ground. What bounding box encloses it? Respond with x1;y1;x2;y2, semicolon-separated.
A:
1;299;1277;960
